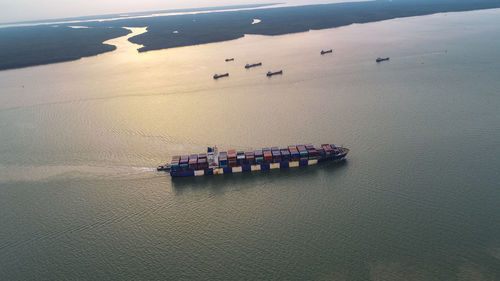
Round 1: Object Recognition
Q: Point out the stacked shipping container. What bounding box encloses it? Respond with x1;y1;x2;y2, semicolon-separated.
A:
170;144;344;174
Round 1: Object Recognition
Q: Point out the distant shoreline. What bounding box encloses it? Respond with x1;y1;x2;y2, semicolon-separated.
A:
0;26;130;71
0;4;280;27
1;0;500;71
124;0;500;53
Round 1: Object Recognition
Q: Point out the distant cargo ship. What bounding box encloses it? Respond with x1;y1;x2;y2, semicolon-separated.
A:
213;73;229;79
157;144;349;177
321;49;333;55
225;58;234;62
267;70;283;77
245;62;262;69
376;57;390;62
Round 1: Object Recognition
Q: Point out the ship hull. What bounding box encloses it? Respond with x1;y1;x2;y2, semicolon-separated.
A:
169;153;347;177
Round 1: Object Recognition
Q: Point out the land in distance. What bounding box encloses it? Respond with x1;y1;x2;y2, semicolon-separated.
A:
1;0;500;71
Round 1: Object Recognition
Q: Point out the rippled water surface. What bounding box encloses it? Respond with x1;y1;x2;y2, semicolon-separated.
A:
1;9;500;281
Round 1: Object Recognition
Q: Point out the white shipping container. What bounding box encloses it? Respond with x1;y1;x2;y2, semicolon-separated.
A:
308;159;318;165
270;163;280;169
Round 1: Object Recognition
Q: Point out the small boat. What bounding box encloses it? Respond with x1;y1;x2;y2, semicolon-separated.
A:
267;70;283;77
225;58;234;62
213;73;229;79
245;62;262;69
321;49;333;55
376;57;390;62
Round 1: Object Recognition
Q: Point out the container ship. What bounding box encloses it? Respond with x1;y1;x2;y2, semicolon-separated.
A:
213;73;229;79
157;144;349;177
245;62;262;69
267;70;283;77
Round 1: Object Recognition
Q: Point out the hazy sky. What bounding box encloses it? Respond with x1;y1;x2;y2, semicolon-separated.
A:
0;0;345;23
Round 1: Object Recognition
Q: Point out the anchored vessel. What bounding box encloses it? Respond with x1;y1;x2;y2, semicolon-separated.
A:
245;62;262;69
157;144;349;177
267;70;283;77
225;58;234;62
321;49;333;55
376;57;390;62
213;73;229;79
